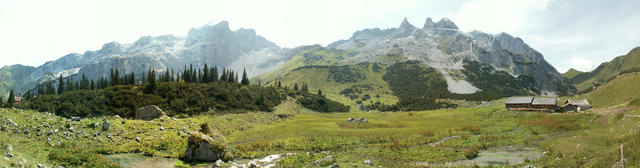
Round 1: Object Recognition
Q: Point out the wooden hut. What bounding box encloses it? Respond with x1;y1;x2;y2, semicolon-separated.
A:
562;99;592;112
531;97;558;112
505;96;534;111
505;96;558;112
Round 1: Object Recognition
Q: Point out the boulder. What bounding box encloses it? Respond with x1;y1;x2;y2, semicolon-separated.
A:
182;132;227;162
346;118;354;122
363;160;373;166
102;119;110;131
70;117;81;121
135;105;167;120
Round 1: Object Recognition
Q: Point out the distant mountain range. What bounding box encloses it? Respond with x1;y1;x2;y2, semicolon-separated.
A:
1;18;582;104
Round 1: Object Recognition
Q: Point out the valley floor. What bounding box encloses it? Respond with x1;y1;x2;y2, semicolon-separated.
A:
1;100;639;167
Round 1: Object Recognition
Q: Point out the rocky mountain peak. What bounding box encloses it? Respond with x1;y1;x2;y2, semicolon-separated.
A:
399;17;414;30
100;42;122;53
423;17;436;29
435;18;458;30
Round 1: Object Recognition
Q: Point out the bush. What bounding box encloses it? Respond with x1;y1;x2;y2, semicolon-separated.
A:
48;149;120;168
298;94;349;112
464;145;480;159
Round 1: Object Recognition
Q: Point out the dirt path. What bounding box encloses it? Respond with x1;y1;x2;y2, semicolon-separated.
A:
428;135;461;147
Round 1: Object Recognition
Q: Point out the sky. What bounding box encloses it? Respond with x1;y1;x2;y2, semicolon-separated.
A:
0;0;639;73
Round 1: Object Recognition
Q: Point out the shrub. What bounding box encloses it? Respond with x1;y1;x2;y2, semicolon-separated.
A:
48;149;120;168
464;145;480;159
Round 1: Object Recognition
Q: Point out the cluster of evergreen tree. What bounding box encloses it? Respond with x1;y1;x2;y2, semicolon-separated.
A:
34;64;251;96
24;64;347;117
179;64;250;86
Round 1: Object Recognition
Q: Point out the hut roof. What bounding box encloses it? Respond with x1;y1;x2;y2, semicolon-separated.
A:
565;99;591;108
532;97;558;105
505;96;534;104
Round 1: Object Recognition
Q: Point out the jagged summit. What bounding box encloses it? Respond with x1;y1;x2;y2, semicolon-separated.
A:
423;17;436;29
436;18;458;29
422;17;459;30
399;17;414;29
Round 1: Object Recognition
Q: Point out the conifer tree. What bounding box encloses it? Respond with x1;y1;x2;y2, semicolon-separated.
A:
294;83;299;90
212;66;219;82
301;83;308;92
277;80;282;88
7;90;15;106
241;68;250;85
145;69;157;93
38;84;45;95
318;89;323;96
90;80;96;90
81;73;89;90
203;64;209;83
58;75;65;94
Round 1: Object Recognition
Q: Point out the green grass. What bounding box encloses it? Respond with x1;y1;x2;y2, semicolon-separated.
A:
2;90;640;167
255;45;352;84
0;107;289;167
586;73;640;108
273;62;398;110
225;103;599;167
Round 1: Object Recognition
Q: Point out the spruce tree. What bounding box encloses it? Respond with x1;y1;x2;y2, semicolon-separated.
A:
241;68;250;85
301;83;308;92
318;89;323;96
58;75;65;94
145;69;157;93
211;66;218;82
90;80;96;90
7;90;15;106
203;64;209;83
294;83;299;90
81;73;89;90
114;69;120;85
277;80;282;88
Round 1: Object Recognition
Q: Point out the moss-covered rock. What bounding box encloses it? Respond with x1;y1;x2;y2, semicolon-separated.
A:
181;132;227;162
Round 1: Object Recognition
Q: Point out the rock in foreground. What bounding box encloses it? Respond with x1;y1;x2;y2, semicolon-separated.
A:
182;132;227;162
135;105;167;120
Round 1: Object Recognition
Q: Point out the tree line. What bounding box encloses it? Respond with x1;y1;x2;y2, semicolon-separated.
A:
18;64;347;117
34;64;251;96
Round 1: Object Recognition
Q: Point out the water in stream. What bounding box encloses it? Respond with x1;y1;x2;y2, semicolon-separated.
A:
105;154;179;168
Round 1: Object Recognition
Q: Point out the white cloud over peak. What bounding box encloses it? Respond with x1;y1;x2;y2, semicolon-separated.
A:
448;0;553;34
570;57;595;72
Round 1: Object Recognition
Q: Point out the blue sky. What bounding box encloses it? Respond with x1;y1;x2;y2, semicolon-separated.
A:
1;0;639;72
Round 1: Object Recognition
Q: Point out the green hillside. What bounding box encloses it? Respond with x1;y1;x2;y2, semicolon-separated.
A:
272;62;399;110
256;45;355;84
562;68;584;79
585;72;640;108
0;65;36;100
568;47;640;91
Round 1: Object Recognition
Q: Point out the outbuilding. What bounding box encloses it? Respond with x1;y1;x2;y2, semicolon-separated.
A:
562;99;592;112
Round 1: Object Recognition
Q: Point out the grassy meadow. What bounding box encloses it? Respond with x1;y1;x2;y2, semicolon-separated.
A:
3;72;640;167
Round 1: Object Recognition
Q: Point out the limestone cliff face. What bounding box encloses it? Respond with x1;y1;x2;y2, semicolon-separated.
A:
327;17;573;95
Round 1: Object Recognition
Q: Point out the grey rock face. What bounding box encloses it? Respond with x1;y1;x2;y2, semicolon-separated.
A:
328;17;571;95
182;133;227;162
135;105;166;120
2;21;282;96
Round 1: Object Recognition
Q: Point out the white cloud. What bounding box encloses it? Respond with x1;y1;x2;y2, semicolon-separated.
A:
570;57;595;72
448;0;553;33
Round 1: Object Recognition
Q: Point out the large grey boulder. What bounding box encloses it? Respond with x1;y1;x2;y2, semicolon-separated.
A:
182;132;227;162
135;105;167;120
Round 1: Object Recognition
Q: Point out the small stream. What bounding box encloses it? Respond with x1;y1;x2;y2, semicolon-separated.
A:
105;154;179;168
457;146;542;166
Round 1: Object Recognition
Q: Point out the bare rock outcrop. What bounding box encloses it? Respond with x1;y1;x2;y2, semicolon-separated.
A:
135;105;166;120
